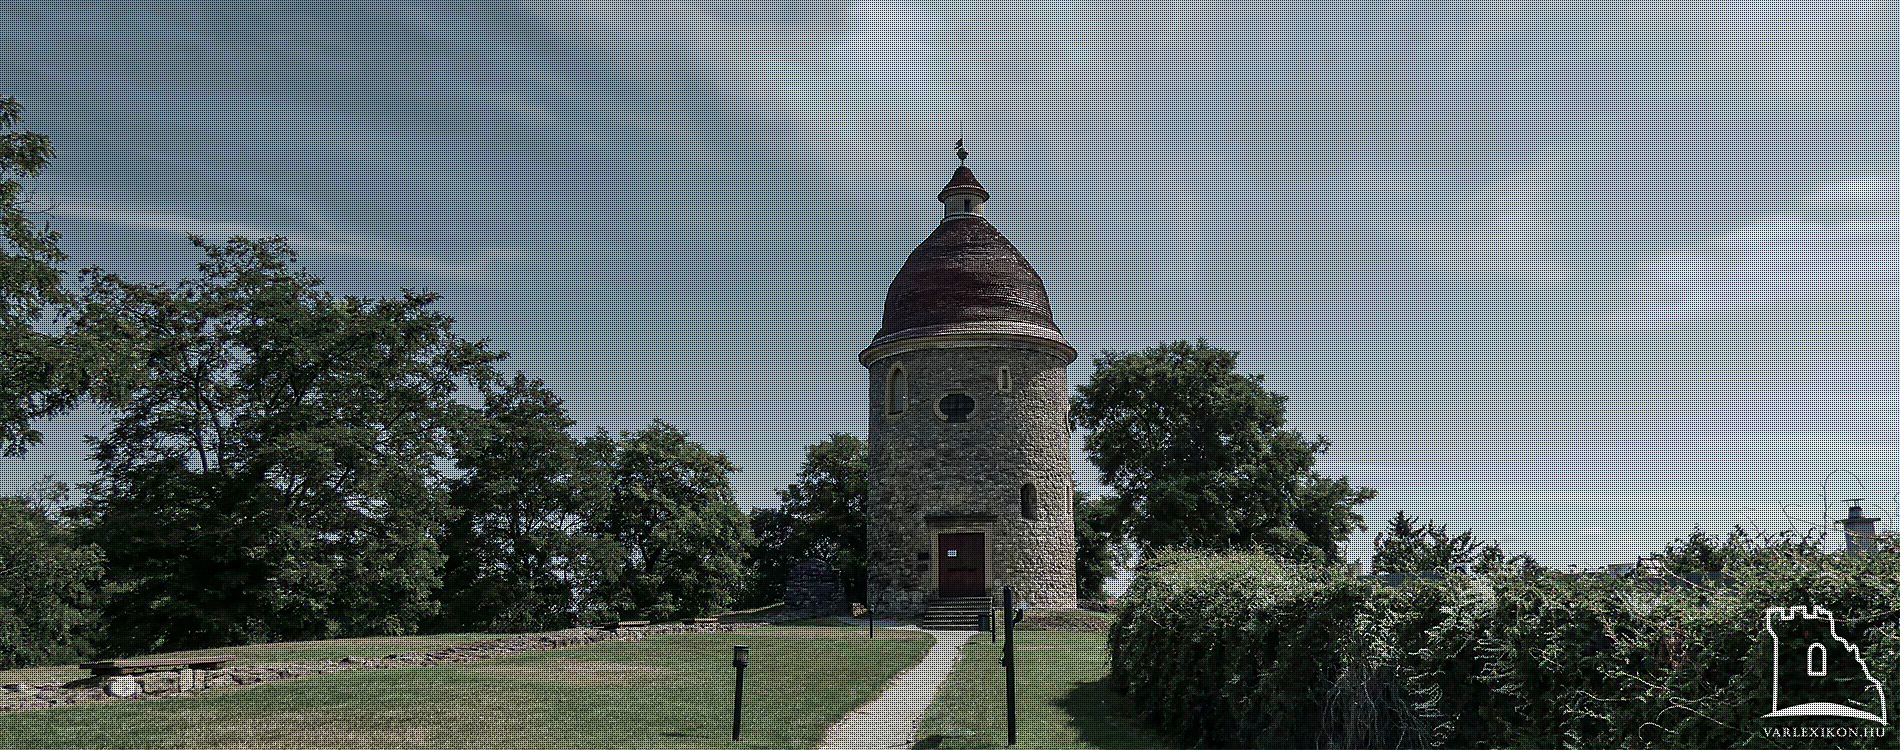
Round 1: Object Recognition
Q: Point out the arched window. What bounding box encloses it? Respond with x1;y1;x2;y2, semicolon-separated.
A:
998;366;1011;391
1021;483;1037;520
887;366;908;414
1807;642;1828;676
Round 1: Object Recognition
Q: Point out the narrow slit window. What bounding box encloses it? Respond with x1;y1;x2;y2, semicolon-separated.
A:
887;367;908;414
998;367;1011;391
1021;483;1037;520
963;198;972;212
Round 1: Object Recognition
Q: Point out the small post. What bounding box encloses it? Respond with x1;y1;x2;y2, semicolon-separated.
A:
991;606;998;643
731;644;749;741
868;607;875;639
1001;586;1027;746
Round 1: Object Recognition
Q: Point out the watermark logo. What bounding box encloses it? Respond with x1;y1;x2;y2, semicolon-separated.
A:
1763;606;1888;726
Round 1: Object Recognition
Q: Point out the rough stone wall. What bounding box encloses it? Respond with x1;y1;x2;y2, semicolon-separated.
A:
783;559;851;618
865;338;1077;617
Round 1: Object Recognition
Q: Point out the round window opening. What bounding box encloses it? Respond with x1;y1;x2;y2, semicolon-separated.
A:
939;393;976;423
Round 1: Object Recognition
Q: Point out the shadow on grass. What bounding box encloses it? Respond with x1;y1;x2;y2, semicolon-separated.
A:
1052;675;1174;749
912;736;946;749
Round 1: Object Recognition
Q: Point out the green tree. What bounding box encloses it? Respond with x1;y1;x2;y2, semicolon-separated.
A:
1659;524;1826;574
71;235;501;651
743;504;797;607
0;96;74;457
1070;339;1371;559
0;479;105;669
583;421;753;620
1073;487;1125;601
1369;510;1512;573
742;433;867;606
436;373;603;632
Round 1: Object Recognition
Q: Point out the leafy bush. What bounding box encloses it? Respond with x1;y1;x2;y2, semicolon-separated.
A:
0;490;105;669
1110;539;1899;748
1109;550;1374;747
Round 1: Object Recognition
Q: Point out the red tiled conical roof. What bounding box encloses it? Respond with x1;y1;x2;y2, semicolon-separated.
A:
937;165;989;201
865;168;1071;360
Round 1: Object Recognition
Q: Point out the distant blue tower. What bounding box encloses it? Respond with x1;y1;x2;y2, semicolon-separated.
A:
1839;503;1882;557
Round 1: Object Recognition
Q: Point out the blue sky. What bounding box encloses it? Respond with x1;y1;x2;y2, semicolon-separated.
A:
2;1;1895;579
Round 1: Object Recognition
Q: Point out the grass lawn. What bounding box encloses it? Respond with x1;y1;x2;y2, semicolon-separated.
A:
1016;609;1114;633
714;602;784;621
0;626;933;749
916;630;1176;750
0;633;507;684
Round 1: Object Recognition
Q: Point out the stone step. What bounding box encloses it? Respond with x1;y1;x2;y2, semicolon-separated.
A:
922;608;988;617
928;599;992;608
927;603;993;613
924;615;987;626
920;597;994;630
924;610;991;620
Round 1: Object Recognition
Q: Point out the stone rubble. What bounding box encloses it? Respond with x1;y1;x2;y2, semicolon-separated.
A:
783;559;852;620
0;622;760;713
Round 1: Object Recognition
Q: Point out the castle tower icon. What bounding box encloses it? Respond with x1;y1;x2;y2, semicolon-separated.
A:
1764;605;1889;725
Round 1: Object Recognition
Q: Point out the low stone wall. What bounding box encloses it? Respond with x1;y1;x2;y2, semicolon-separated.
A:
0;622;762;713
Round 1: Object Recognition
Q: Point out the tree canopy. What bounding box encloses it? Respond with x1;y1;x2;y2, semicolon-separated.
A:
436;373;603;632
72;235;502;651
0;97;785;659
0;479;105;669
1369;510;1509;574
0;96;73;457
1071;339;1371;559
1073;486;1125;600
583;421;753;620
744;433;868;606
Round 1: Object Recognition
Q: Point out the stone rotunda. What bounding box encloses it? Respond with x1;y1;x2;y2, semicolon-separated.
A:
860;158;1078;619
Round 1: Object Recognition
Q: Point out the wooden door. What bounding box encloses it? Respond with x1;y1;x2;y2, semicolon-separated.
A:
937;533;985;598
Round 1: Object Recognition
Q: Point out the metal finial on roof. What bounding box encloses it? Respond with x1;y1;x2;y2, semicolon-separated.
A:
955;137;968;163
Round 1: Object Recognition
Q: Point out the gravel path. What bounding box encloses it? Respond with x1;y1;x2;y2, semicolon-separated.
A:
820;628;977;750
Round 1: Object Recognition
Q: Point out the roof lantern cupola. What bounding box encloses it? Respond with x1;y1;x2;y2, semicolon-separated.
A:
939;138;989;220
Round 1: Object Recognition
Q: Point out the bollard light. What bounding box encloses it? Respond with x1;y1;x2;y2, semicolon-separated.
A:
1001;586;1020;746
731;644;749;741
